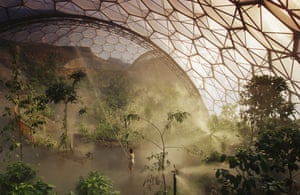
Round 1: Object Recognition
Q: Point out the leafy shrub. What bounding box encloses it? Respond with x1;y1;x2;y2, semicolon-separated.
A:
75;171;119;195
0;161;54;194
94;122;118;141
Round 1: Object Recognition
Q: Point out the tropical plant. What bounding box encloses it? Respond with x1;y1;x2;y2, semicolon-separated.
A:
126;111;190;195
46;70;86;150
1;48;48;161
216;149;286;195
74;171;119;195
216;75;300;195
239;75;295;146
0;161;54;194
256;124;300;192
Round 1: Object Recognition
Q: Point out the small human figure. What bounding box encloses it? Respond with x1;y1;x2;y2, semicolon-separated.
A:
128;148;135;174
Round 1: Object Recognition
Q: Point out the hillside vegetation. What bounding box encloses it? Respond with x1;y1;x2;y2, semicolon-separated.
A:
0;40;207;150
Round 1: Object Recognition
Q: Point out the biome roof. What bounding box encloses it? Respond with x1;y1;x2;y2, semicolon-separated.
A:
0;0;299;115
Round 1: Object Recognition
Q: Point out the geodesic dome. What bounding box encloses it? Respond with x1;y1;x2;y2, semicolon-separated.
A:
0;0;299;115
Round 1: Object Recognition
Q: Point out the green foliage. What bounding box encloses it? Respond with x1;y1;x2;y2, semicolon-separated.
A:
127;111;190;195
216;75;300;195
167;111;190;123
46;70;86;104
69;71;87;87
143;152;171;193
46;70;86;150
207;114;239;135
77;121;89;137
75;171;119;195
101;72;132;111
146;152;171;172
125;113;140;122
205;151;226;163
2;162;36;183
46;81;75;104
217;126;300;194
34;135;56;149
256;126;300;175
205;106;241;153
240;75;295;124
216;149;288;195
0;162;54;195
18;93;49;135
58;132;69;150
207;104;240;134
154;191;172;195
94;122;118;141
78;106;87;116
1;63;48;161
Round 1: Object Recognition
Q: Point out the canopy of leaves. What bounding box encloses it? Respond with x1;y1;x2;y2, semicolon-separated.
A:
240;75;294;121
69;70;86;88
167;111;190;123
46;81;75;104
46;70;86;104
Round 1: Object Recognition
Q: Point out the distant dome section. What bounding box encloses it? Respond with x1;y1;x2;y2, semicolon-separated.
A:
0;0;299;116
0;17;152;65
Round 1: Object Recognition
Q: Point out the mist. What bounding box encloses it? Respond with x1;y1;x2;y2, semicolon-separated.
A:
0;43;241;195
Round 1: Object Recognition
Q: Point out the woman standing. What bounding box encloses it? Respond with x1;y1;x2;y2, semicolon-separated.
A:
128;148;135;174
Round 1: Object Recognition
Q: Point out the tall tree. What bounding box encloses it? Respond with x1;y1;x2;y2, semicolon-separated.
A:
126;111;190;194
1;46;48;161
240;75;294;126
46;70;86;151
216;75;300;195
